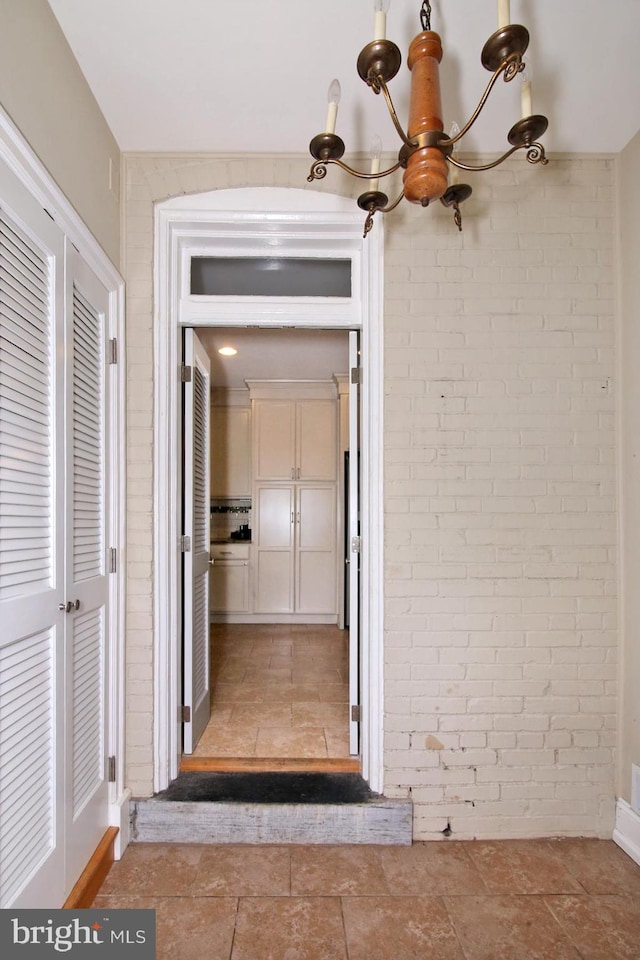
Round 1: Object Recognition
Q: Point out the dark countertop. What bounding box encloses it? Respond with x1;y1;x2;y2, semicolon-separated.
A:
211;538;252;545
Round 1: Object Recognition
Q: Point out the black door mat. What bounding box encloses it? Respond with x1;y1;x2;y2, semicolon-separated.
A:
155;771;379;804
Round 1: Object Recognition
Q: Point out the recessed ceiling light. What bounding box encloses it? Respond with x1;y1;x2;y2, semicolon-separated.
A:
218;346;237;356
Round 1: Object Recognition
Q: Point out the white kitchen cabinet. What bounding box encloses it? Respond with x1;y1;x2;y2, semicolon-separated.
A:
254;483;336;615
210;405;252;496
253;398;337;482
210;543;250;613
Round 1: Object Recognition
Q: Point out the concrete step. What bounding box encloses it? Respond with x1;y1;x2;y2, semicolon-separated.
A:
132;774;413;845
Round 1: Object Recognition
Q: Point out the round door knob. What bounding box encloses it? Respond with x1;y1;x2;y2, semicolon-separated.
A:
72;599;80;611
58;602;68;612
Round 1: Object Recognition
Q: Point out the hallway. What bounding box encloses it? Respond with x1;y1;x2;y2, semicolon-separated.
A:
192;624;351;760
94;838;640;959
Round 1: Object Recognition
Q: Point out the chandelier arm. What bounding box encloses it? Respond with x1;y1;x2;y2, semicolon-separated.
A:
377;188;406;214
330;157;405;180
376;77;417;150
307;160;330;182
440;54;522;149
524;142;548;165
447;144;524;173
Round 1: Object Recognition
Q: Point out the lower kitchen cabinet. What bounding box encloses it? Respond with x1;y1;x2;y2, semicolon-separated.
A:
254;483;337;615
210;543;250;613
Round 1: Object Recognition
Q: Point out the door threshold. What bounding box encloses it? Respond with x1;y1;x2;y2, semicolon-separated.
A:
180;756;361;774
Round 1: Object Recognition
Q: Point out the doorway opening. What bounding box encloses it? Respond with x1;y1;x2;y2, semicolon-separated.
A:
153;187;384;796
180;325;360;773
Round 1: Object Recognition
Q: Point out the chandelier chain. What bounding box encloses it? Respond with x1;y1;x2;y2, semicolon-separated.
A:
420;0;432;31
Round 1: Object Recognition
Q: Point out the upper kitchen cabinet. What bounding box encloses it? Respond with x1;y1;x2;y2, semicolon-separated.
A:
248;382;338;482
210;395;252;497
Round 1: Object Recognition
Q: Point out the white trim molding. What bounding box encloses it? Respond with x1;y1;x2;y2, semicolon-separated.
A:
613;798;640;867
153;186;385;794
0;103;128;852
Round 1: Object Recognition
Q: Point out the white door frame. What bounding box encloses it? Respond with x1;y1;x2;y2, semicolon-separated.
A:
153;187;384;794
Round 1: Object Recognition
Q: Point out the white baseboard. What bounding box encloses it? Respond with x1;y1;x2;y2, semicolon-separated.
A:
110;789;132;859
613;798;640;867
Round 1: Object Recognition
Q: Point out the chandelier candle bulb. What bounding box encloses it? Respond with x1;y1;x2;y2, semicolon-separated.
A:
374;0;391;41
521;78;533;118
370;135;382;191
325;79;341;134
498;0;510;29
449;122;460;185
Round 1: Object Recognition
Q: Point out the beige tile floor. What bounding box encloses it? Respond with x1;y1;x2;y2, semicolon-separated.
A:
193;625;350;759
94;838;640;959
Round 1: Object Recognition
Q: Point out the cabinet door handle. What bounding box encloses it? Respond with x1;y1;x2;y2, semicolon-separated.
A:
291;467;295;479
297;512;301;524
291;511;295;524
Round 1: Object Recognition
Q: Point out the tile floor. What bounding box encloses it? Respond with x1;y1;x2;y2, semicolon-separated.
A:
94;838;640;959
193;624;350;759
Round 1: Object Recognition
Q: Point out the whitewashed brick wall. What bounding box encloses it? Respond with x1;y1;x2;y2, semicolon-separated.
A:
123;153;617;838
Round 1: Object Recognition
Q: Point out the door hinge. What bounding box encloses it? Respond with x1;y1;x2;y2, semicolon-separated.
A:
180;706;191;723
351;366;362;384
108;338;118;365
351;535;361;554
107;756;116;782
180;535;191;553
351;705;361;722
181;364;192;383
108;547;117;573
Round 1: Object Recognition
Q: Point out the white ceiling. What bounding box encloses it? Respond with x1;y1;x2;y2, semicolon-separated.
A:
47;0;640;156
198;327;349;390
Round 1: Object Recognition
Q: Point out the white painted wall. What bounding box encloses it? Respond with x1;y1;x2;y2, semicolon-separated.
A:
618;129;640;808
123;153;616;839
0;0;120;264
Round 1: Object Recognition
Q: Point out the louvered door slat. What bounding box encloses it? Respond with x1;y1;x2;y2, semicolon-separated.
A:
0;403;49;441
0;675;50;721
0;244;49;304
193;366;207;553
193;571;207;704
0;334;51;383
71;285;103;584
0;279;49;331
1;769;51;833
0;219;48;279
0;371;49;422
0;547;52;568
1;532;50;550
1;707;52;771
0;629;54;906
0;304;49;350
72;609;103;815
0;200;52;598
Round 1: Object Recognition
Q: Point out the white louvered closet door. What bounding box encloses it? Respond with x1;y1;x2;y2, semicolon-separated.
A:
182;329;211;753
63;243;110;889
0;192;66;908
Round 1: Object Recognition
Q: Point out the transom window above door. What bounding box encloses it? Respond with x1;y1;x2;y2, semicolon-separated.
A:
190;257;352;299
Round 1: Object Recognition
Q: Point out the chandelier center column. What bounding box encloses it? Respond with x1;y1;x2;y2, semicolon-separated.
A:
403;31;448;206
